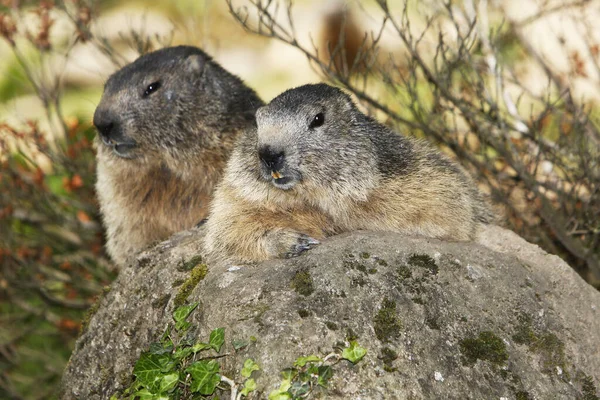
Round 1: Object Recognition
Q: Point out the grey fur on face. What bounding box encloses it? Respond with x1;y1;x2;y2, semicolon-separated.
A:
94;46;261;168
255;84;375;193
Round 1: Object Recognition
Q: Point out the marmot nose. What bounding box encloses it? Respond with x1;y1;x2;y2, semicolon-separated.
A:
258;146;285;171
95;121;114;139
93;108;118;142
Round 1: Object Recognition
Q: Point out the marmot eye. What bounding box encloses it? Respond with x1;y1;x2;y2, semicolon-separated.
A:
143;81;161;97
309;112;325;129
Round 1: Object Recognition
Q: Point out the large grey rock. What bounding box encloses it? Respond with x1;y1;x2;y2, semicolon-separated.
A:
61;225;600;399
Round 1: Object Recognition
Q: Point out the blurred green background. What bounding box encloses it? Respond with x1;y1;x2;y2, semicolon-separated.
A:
1;0;599;399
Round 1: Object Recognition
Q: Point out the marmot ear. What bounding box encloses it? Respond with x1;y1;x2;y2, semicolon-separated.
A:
341;92;356;113
185;54;206;75
255;106;267;123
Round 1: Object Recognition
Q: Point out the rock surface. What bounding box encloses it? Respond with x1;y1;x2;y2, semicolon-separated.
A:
61;225;600;399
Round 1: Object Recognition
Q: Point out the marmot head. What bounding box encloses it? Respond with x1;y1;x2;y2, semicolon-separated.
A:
255;83;374;192
93;46;261;166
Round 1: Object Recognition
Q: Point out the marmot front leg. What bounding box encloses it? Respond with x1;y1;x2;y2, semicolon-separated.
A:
263;230;320;259
204;194;328;263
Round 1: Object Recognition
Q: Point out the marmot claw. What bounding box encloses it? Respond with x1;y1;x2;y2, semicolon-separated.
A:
285;235;320;258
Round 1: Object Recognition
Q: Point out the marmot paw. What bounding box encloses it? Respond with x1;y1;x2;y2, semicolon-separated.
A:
284;234;320;258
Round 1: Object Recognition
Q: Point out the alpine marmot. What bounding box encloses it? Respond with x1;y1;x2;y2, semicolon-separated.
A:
93;45;263;266
204;83;492;262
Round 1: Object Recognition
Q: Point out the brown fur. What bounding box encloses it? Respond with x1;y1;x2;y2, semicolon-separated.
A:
204;84;493;262
94;46;262;266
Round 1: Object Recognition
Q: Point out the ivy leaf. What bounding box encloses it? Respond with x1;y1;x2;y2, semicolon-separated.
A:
133;353;174;392
172;346;193;362
240;378;257;397
294;355;322;367
268;393;292;400
209;327;225;352
192;342;212;353
317;365;333;387
341;341;367;363
306;364;319;376
133;388;154;400
241;358;260;378
134;388;171;400
173;303;198;331
160;326;173;348
232;338;249;350
280;369;297;381
176;321;191;331
148;342;173;355
289;381;310;397
268;379;293;400
159;372;179;393
186;360;221;395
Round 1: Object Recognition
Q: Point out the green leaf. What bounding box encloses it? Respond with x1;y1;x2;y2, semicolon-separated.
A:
294;355;322;367
289;381;310;397
317;365;333;387
280;369;297;381
133;388;154;400
240;378;257;397
306;364;319;376
268;379;293;400
133;389;170;400
176;321;191;331
173;302;198;331
159;372;179;393
133;353;175;392
172;346;194;361
209;327;225;352
133;389;171;400
149;342;173;355
241;358;260;378
341;341;367;363
192;342;212;353
232;339;249;350
268;393;292;400
160;324;172;346
186;360;221;395
173;303;198;324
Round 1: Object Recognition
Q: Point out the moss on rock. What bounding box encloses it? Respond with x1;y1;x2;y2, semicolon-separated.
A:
515;391;532;400
459;331;508;366
177;255;203;272
512;314;568;376
290;269;314;296
380;347;398;372
396;265;412;281
512;314;537;346
373;298;402;342
408;254;438;275
581;374;599;400
174;264;208;307
79;285;111;336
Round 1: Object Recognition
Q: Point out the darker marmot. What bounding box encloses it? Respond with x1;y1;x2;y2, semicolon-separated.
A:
93;45;263;267
205;83;493;262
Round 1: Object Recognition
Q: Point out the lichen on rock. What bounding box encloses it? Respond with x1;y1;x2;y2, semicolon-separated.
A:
61;226;600;399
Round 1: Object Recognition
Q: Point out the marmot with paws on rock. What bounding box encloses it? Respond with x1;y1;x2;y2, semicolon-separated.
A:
204;83;493;262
